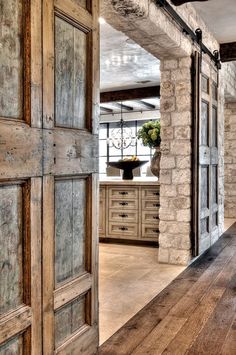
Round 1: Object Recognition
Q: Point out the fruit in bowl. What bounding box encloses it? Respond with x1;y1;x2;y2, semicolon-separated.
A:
119;156;140;162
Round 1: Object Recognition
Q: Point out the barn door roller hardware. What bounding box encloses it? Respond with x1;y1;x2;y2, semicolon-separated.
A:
154;0;221;69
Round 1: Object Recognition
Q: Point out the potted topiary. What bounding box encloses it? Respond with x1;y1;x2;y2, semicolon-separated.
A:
137;120;161;178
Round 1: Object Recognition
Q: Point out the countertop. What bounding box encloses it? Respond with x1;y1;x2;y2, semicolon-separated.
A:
99;177;159;186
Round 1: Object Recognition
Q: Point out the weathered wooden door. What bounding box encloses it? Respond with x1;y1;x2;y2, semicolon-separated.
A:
42;0;99;354
193;52;220;256
0;0;42;353
0;0;99;354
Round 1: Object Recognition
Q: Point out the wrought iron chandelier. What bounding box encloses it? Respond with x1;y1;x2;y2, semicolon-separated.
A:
107;102;136;158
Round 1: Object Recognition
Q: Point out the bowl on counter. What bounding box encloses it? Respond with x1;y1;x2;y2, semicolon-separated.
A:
107;160;148;180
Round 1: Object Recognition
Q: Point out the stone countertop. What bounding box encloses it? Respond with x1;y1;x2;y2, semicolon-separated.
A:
99;177;160;186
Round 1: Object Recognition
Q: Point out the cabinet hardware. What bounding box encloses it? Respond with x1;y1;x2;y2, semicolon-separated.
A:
153;203;160;207
119;226;128;231
119;214;128;218
152;229;159;233
153;216;159;219
153;192;159;196
119;202;128;206
119;191;128;195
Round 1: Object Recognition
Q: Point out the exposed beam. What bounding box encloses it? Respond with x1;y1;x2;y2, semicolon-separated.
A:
100;106;113;113
100;86;160;103
137;100;156;110
220;42;236;62
171;0;208;5
115;103;133;111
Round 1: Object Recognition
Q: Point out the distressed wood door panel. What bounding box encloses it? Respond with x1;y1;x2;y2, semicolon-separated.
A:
195;53;220;255
43;0;99;353
0;0;42;353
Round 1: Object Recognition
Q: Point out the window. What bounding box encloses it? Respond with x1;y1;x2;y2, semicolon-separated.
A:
99;120;155;177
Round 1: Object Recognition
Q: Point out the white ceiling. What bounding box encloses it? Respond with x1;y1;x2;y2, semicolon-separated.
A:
193;0;236;44
100;21;160;92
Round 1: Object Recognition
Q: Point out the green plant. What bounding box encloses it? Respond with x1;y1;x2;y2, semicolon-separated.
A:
137;120;161;148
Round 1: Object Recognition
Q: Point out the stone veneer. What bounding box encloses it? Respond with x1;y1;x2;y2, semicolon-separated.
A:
159;57;192;265
224;102;236;218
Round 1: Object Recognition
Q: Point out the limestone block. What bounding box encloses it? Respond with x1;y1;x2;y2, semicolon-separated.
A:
161;127;174;140
171;111;191;126
160;221;190;234
161;97;176;112
175;81;191;96
171;68;191;82
176;95;191;112
160;196;170;208
169;248;191;265
172;169;191;184
159;169;172;184
160;184;177;197
164;59;178;70
161;81;175;97
176;209;191;222
158;248;169;264
179;57;192;69
176;156;191;169
177;184;191;196
174;126;191;140
160;141;170;155
171;196;191;209
160;113;171;127
161;70;171;81
170;141;191;155
159;207;176;221
160;155;175;169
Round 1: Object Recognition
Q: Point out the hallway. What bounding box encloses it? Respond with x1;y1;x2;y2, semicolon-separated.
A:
99;223;236;355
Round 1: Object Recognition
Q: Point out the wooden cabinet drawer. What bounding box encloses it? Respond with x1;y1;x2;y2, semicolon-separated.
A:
99;199;106;236
141;187;160;199
100;186;106;199
142;224;159;240
108;222;138;239
108;187;138;199
142;199;160;210
109;199;138;210
109;209;138;223
142;211;159;224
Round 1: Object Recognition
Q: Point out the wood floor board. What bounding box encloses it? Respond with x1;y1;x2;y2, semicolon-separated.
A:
99;228;236;355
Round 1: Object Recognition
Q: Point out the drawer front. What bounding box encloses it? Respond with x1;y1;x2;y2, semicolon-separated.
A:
100;186;106;199
108;222;138;239
141;187;160;199
109;199;138;210
109;210;138;223
142;199;160;210
99;199;106;235
108;187;138;199
142;211;159;224
142;224;159;240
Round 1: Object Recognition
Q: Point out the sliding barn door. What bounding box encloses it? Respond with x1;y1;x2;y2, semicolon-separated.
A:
193;52;220;256
0;0;42;353
42;0;100;354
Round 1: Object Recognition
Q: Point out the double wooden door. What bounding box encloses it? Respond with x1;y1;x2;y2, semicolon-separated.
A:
0;0;99;353
193;52;220;256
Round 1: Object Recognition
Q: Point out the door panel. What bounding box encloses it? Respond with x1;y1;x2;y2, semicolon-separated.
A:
193;52;220;255
0;0;42;353
43;0;99;353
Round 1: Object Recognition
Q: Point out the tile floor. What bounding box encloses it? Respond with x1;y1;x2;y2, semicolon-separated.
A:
99;219;236;345
99;243;185;344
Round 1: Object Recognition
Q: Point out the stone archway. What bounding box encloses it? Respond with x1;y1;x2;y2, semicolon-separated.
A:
101;0;194;265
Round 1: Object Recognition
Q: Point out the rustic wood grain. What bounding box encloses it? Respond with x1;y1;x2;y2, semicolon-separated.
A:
0;184;23;316
0;0;23;119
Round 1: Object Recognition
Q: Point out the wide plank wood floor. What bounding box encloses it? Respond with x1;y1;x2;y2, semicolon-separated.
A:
99;223;236;355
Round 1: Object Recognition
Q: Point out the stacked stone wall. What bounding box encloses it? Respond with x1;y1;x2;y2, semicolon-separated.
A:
159;57;192;265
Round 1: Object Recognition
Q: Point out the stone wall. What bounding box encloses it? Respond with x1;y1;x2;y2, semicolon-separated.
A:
224;102;236;218
159;57;192;265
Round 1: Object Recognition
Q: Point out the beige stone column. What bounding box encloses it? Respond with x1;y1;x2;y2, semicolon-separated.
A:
159;57;192;265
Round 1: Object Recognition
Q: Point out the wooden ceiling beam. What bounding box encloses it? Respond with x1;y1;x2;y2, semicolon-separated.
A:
115;103;133;111
137;100;156;110
171;0;208;5
100;86;160;103
100;106;113;113
220;42;236;62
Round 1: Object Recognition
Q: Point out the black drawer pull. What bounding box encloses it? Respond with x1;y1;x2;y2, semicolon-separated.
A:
153;216;159;219
152;229;159;233
119;214;128;218
119;226;128;231
119;191;128;195
153;203;160;207
153;192;159;196
119;202;128;206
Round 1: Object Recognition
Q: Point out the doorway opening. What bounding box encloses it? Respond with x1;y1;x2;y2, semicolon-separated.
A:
98;20;186;345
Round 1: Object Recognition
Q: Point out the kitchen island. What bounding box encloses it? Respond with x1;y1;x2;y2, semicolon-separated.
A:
99;178;160;245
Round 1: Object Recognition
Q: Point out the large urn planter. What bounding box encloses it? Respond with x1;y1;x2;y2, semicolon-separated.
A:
150;147;161;178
